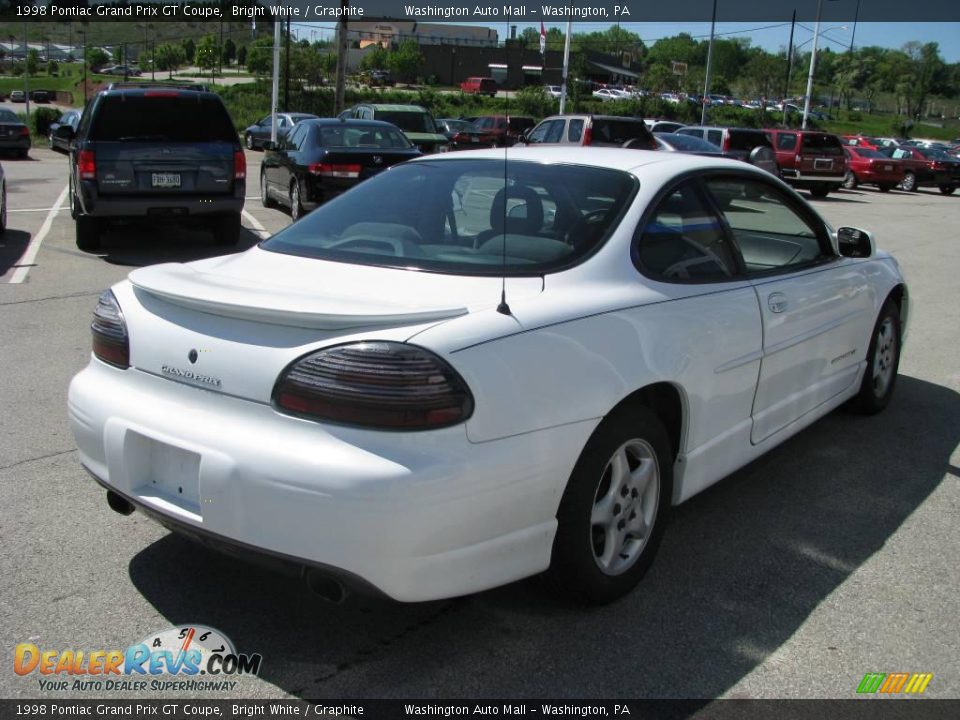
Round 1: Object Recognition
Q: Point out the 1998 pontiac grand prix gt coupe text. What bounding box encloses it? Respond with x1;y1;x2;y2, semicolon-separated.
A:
68;148;907;604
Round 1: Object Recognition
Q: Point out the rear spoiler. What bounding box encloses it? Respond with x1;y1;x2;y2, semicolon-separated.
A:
106;82;209;92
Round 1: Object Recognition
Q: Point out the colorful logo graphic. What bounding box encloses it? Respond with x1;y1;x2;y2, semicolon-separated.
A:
14;625;262;692
856;673;933;695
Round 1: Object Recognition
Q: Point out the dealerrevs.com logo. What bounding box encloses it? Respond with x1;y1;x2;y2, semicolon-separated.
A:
14;625;262;693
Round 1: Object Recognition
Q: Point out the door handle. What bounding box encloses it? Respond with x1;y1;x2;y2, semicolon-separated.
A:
768;292;788;313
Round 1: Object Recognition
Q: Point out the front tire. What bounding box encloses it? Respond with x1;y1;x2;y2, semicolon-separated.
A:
849;299;901;415
260;172;276;208
550;407;673;604
289;181;303;221
809;184;830;198
245;134;255;151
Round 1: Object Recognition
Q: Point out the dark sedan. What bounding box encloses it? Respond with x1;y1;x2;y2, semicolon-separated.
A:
0;109;31;158
259;119;422;220
49;110;81;152
244;112;319;150
654;132;779;176
880;146;960;194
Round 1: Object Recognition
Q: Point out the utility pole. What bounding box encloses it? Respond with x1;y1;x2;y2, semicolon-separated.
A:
783;10;796;127
23;21;30;118
701;0;717;125
802;0;824;129
271;18;281;144
334;0;349;115
284;18;291;111
559;20;572;114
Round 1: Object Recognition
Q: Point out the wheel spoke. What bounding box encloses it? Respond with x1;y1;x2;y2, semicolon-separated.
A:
591;496;614;526
598;524;619;568
607;449;630;501
631;458;655;495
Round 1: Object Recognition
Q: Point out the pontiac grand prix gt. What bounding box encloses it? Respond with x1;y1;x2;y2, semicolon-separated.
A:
68;148;907;604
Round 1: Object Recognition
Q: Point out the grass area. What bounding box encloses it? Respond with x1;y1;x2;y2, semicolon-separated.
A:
822;110;960;141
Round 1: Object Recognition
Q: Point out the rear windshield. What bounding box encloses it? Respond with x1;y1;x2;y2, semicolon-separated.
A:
90;95;237;142
658;133;720;152
853;148;884;159
0;109;18;122
315;124;412;149
728;130;773;151
261;159;637;276
801;133;843;154
917;147;953;160
590;119;656;149
375;111;436;134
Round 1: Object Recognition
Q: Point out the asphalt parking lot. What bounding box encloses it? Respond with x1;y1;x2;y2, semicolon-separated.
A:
1;147;958;702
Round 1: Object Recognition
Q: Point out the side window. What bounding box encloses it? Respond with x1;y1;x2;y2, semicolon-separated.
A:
705;177;831;275
286;125;307;150
777;133;797;151
528;120;562;144
635;180;740;283
707;130;722;146
567;119;584;142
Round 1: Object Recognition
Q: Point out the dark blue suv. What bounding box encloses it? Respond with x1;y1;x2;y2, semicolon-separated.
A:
58;84;245;251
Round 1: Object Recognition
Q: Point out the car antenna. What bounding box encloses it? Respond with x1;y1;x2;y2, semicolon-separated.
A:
496;56;512;317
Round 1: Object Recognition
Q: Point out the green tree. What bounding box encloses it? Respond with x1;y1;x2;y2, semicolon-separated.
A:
86;47;110;72
237;45;247;68
903;41;945;118
182;38;195;64
643;64;676;93
25;48;39;76
195;34;220;75
245;37;273;76
387;40;423;83
360;44;389;71
222;38;236;67
646;33;703;69
154;43;186;79
47;59;59;76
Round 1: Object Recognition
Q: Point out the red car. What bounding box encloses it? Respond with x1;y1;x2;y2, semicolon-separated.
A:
841;135;882;151
459;77;498;97
879;146;960;194
451;115;536;149
842;147;904;192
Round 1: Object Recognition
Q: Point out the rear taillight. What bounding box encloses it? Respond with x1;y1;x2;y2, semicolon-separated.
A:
308;163;361;178
233;150;246;180
78;150;96;180
274;341;474;430
91;290;129;369
583;127;593;146
722;134;731;153
19;126;29;136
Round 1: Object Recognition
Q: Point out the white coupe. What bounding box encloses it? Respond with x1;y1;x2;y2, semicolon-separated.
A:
68;148;907;604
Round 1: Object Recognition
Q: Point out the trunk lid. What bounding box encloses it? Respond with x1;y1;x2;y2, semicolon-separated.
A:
94;141;236;195
121;248;543;403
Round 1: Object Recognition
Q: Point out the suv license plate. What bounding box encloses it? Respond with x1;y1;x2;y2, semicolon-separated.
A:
814;158;833;170
152;173;181;188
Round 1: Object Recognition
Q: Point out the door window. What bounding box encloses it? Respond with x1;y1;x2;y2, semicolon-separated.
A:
528;119;563;144
776;133;797;151
705;177;831;275
567;119;584;142
707;130;723;146
634;180;740;282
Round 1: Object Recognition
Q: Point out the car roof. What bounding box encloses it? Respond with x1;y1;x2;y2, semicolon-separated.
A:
300;118;404;129
363;104;430;112
407;146;753;175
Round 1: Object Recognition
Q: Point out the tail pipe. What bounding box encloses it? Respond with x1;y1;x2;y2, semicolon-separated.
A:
303;568;349;604
106;490;135;516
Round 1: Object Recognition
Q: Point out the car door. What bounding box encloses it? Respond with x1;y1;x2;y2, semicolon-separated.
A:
703;175;875;444
282;123;310;198
632;178;763;497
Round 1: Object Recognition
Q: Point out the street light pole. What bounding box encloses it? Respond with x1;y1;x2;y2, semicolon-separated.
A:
783;10;796;127
802;0;824;129
701;0;718;125
559;20;572;114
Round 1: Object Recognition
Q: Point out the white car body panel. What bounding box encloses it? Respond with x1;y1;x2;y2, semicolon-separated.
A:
68;147;908;601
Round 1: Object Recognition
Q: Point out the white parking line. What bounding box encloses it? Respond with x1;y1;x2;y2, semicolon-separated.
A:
242;209;270;238
10;207;70;213
9;185;69;285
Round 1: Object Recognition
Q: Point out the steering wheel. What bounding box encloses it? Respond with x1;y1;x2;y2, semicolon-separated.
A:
326;235;425;258
563;209;609;248
662;238;730;280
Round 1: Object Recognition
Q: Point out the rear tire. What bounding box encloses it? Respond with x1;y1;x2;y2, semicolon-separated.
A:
289;181;303;221
901;171;917;192
848;299;901;415
842;171;858;189
75;216;101;251
939;184;956;195
213;213;241;246
0;181;6;234
550;406;673;604
246;134;255;151
260;172;276;208
809;184;830;198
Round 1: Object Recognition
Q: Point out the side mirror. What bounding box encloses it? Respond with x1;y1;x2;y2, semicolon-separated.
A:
837;226;874;258
55;125;75;141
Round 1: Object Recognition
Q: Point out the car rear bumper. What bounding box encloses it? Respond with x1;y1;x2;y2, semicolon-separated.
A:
68;359;588;602
77;181;245;218
781;169;846;183
0;137;30;150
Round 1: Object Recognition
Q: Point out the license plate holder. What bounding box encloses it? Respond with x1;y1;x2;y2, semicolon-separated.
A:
884;164;893;171
152;172;181;188
130;434;201;514
814;158;833;170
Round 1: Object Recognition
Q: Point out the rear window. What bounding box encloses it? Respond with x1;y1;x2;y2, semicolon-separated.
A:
90;95;236;143
800;133;843;155
0;109;18;122
261;159;638;276
590;119;656;149
315;124;412;149
377;110;436;134
852;148;884;159
728;130;772;152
